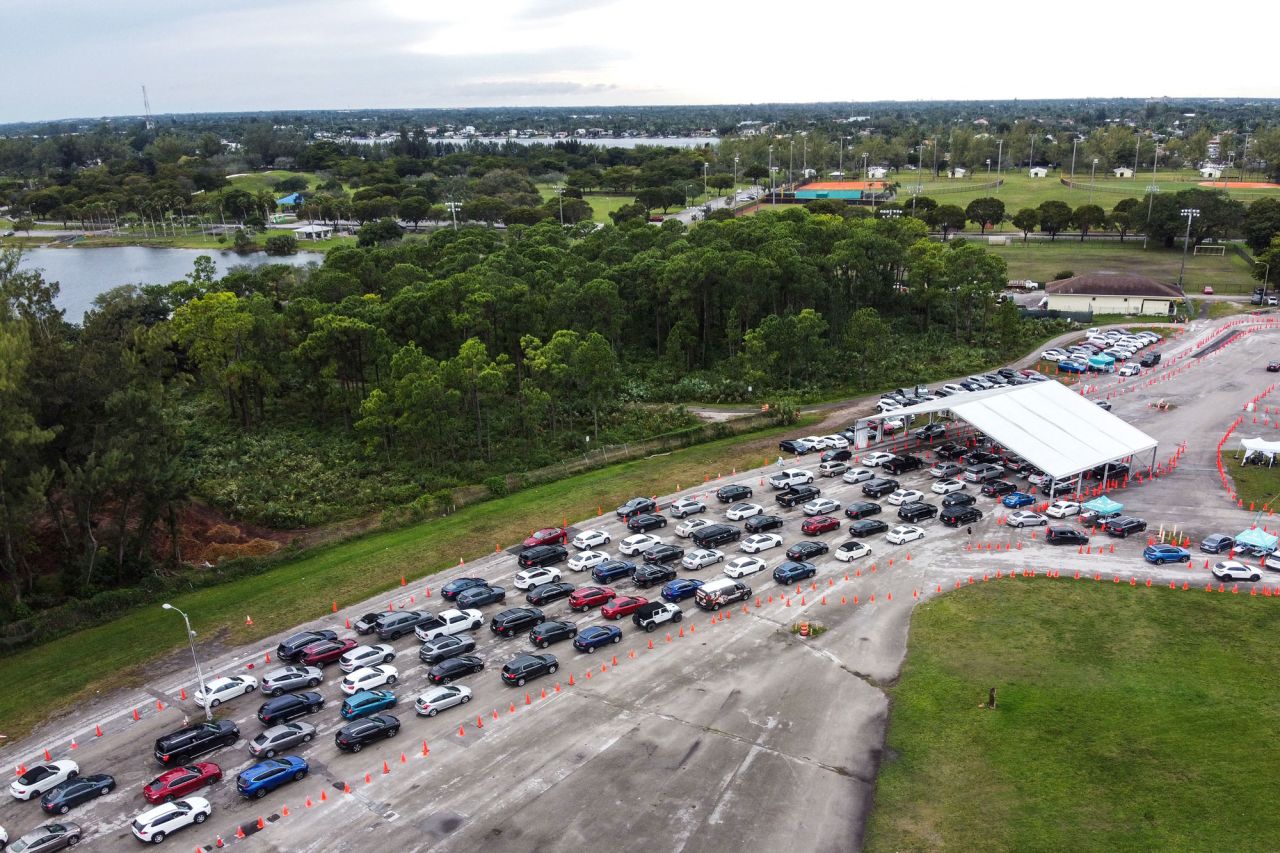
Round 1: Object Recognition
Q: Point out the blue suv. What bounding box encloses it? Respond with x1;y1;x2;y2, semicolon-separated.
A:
1143;544;1191;565
592;559;636;583
237;756;308;799
1002;492;1035;509
340;690;397;720
573;625;622;653
661;578;704;603
772;560;817;585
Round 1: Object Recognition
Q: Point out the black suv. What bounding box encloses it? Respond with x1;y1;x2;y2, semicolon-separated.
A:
1104;516;1148;538
518;544;568;569
642;543;685;565
530;620;578;648
745;514;784;533
455;584;506;607
883;454;925;476
941;492;977;508
501;654;558;687
335;714;399;753
777;485;821;508
616;497;657;519
844;501;882;520
821;449;854;463
633;563;678;588
1139;351;1161;367
154;720;239;766
981;480;1018;497
940;505;982;527
526;582;576;605
257;691;325;725
913;423;947;441
935;442;966;460
591;560;636;583
848;519;889;537
897;502;937;522
376;610;434;641
716;484;753;503
490;607;545;637
779;439;813;454
627;513;668;533
1046;525;1089;546
692;524;742;548
277;630;337;662
862;478;899;498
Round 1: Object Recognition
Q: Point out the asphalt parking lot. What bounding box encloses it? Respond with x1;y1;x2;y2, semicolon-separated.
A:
5;313;1279;852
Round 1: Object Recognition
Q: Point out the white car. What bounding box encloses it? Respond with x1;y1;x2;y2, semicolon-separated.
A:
886;525;925;545
724;556;767;578
10;760;78;801
802;498;841;516
1040;349;1067;362
1118;363;1141;377
818;460;849;477
940;383;967;395
834;540;872;562
570;529;611;550
515;565;564;588
669;497;707;518
1006;510;1048;528
740;533;784;554
566;550;607;572
338;643;396;673
414;609;482;642
619;533;662;555
675;517;714;538
682;548;725;570
822;434;849;449
861;451;895;467
1045;500;1080;518
769;469;814;489
932;478;965;495
340;664;399;695
876;399;903;413
725;502;764;521
843;468;875;484
801;435;830;449
193;675;257;708
131;796;212;844
883;417;905;431
1212;560;1261;581
415;684;473;717
1028;472;1052;487
887;489;924;506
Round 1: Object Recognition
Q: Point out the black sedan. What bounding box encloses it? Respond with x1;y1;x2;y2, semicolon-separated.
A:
1046;526;1090;546
934;442;967;459
642;544;684;565
941;492;977;508
529;619;578;648
427;655;486;685
848;519;889;538
440;577;488;601
981;480;1018;497
41;774;115;814
526;581;576;605
627;513;667;532
786;541;829;561
844;501;882;520
745;514;784;533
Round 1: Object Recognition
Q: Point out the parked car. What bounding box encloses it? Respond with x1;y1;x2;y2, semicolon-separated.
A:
414;686;473;718
724;556;766;578
694;578;752;610
691;524;742;548
834;540;872;562
236;756;308;799
257;690;325;723
10;762;80;802
500;654;558;686
715;484;753;503
260;665;323;696
940;505;983;527
339;690;397;720
276;629;338;662
842;468;875;484
568;586;616;611
818;460;850;477
1006;510;1048;528
248;722;317;759
193;675;257;709
337;643;395;673
942;491;977;508
143;761;222;804
601;595;648;620
821;448;853;463
1046;500;1081;518
801;515;841;535
886;525;925;545
883;454;925;476
848;519;889;538
643;543;685;564
154;721;239;767
567;550;609;572
616;497;657;519
490;607;546;637
518;544;569;569
1200;534;1235;554
675;517;714;538
887;488;924;506
844;501;882;520
427;655;485;685
661;578;705;602
570;529;610;550
352;612;383;635
802;497;841;517
633;562;678;587
334;715;399;752
1002;491;1035;509
1212;560;1262;582
981;480;1018;497
745;514;784;533
913;423;947;441
440;577;488;601
514;566;563;589
627;514;668;533
777;485;821;508
591;560;636;584
1045;525;1090;546
786;540;829;561
454;585;507;608
931;478;965;495
897;502;938;522
414;609;483;642
930;461;962;478
523;527;567;548
574;625;623;653
1143;544;1191;565
772;560;817;584
419;634;477;665
40;774;114;815
934;443;966;460
529;619;578;648
779;439;815;455
769;469;814;490
131;797;211;844
7;823;82;851
862;478;899;499
618;533;662;555
632;601;683;632
681;548;725;570
725;502;764;521
375;610;434;641
1104;516;1148;538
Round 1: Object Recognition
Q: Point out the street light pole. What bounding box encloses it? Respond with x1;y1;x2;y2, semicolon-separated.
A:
995;140;1003;194
162;603;212;722
702;162;708;200
1177;208;1200;292
1090;158;1098;205
733;154;739;189
1071;137;1079;179
554;186;565;225
789;139;794;186
1257;261;1271;302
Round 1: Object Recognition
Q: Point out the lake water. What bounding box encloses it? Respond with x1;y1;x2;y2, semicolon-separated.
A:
16;247;317;321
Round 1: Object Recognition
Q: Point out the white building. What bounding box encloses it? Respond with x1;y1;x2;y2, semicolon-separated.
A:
867;166;889;179
1113;167;1135;178
1028;167;1049;178
1200;165;1224;179
293;223;333;241
950;166;968;178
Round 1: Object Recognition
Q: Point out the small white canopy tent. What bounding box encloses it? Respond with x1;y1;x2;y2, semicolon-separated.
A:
1239;436;1280;467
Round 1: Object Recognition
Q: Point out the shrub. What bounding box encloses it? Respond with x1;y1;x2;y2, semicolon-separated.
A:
264;234;298;256
483;475;509;498
1052;269;1074;281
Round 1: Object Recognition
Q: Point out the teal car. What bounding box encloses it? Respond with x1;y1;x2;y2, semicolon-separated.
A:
340;689;397;720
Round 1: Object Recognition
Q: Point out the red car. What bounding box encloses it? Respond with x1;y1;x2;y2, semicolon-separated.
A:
524;527;567;548
601;595;649;620
801;515;841;535
568;586;616;612
299;638;358;667
143;762;222;804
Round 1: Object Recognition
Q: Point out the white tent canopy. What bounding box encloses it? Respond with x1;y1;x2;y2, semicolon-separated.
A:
1240;436;1280;465
861;381;1158;481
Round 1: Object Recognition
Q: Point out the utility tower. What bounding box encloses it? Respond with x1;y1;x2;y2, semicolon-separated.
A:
142;85;154;130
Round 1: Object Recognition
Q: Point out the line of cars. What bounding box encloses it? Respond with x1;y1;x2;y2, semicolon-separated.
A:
1041;329;1162;374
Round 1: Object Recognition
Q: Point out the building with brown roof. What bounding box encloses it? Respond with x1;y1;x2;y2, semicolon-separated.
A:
1044;272;1183;317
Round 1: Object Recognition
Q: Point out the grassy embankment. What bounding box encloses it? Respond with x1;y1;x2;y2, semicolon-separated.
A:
865;581;1280;852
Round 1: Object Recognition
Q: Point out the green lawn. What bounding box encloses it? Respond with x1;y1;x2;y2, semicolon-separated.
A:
865;581;1280;852
986;241;1259;293
0;416;814;744
227;170;330;196
1224;454;1280;511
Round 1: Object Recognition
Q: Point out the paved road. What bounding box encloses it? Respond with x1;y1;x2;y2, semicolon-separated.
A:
3;313;1277;851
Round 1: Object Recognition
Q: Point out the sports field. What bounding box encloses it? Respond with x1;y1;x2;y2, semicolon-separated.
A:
987;241;1259;293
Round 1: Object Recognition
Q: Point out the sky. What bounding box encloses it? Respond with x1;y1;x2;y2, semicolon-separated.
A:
3;0;1277;124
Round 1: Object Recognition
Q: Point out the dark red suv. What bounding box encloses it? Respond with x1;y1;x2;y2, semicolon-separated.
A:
523;527;567;548
801;515;841;535
568;586;616;612
143;762;222;804
299;638;358;667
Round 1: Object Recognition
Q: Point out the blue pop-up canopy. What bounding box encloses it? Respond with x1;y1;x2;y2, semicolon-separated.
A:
1235;527;1278;551
1083;495;1123;514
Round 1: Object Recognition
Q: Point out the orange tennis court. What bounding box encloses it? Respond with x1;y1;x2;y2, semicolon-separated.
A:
803;181;890;191
1198;181;1280;189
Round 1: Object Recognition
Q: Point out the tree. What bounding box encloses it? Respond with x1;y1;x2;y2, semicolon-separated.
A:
1110;198;1140;242
1011;208;1038;242
398;196;431;232
1245;198;1280;253
743;164;768;185
906;196;937;220
357;217;404;247
274;175;309;193
964;197;1005;234
1071;204;1106;241
1037;200;1073;241
13;218;33;236
601;165;640;193
931;204;966;239
609;201;649;226
635;187;665;213
707;174;735;195
264;234;298;255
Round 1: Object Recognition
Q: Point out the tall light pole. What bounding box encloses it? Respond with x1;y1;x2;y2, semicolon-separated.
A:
1071;137;1079;179
1143;143;1160;247
768;144;774;202
1256;261;1271;302
702;162;708;200
1177;208;1200;292
769;167;778;204
162;603;212;722
733;154;740;189
995;140;1003;193
1089;158;1099;205
838;137;850;176
802;135;808;174
788;139;794;186
445;200;460;231
986;158;991;180
554;186;565;225
861;152;869;180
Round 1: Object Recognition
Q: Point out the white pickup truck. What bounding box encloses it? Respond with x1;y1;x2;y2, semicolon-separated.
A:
413;608;483;643
768;469;814;490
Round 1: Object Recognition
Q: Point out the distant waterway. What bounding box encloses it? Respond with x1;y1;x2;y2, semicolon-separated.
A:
16;247;316;321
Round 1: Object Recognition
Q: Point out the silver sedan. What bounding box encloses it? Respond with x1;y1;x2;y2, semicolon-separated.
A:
249;721;318;758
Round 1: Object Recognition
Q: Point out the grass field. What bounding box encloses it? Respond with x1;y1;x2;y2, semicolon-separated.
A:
986;241;1258;293
226;170;330;195
0;416;815;744
865;581;1280;852
1224;454;1280;510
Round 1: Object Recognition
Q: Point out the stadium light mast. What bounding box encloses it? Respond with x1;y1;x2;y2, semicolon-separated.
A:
1089;159;1098;205
995;140;1003;194
1177;208;1200;292
1071;136;1079;179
